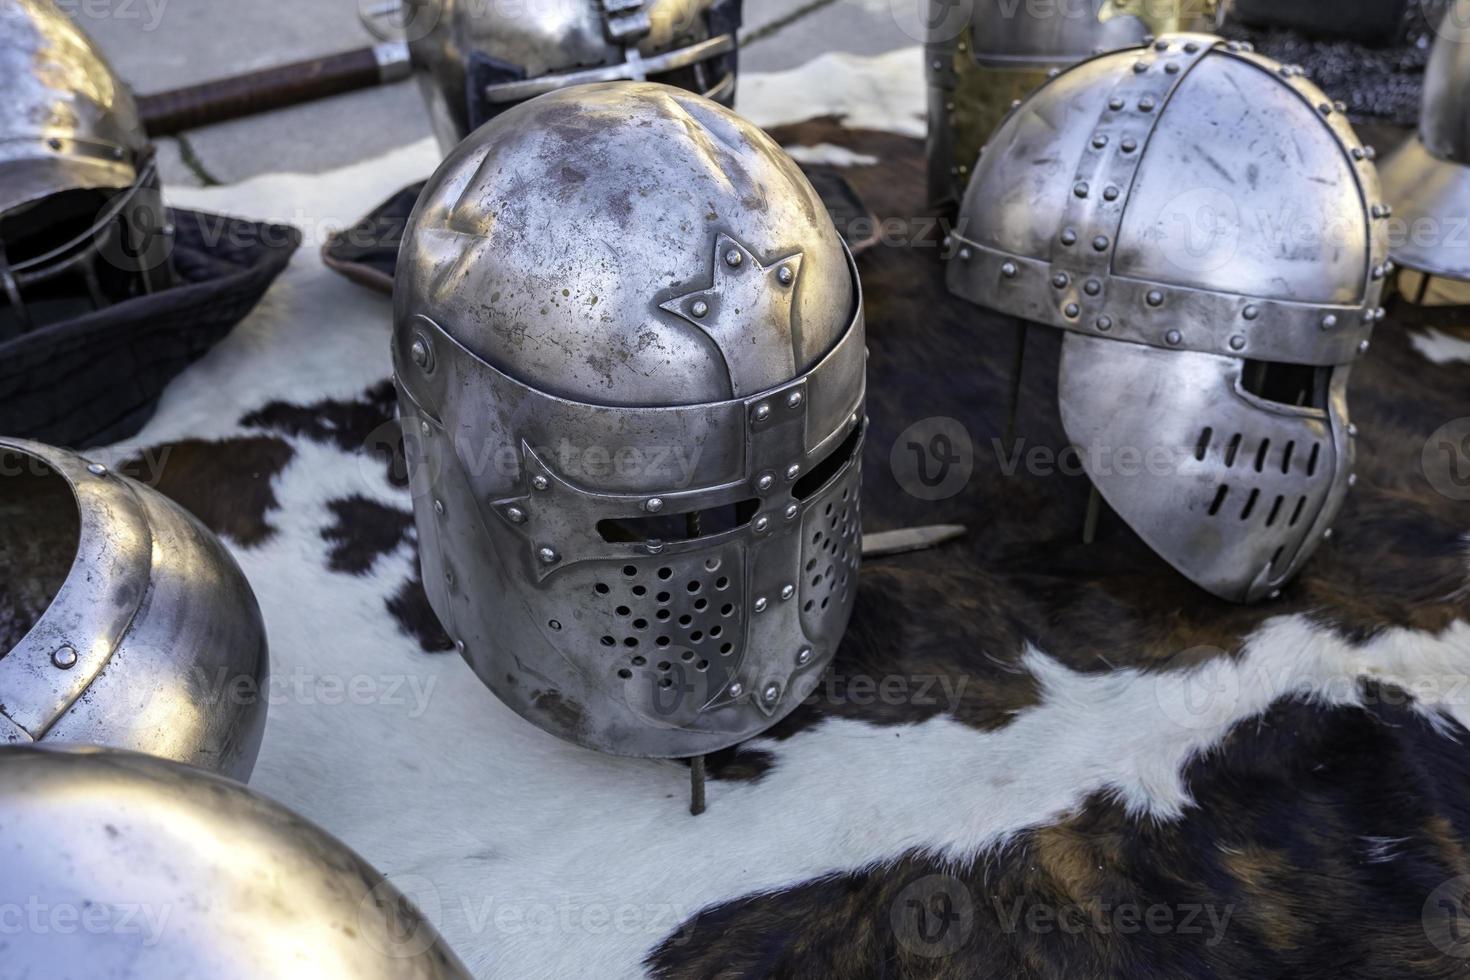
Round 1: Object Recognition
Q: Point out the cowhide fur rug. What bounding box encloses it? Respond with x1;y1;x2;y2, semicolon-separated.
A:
82;47;1470;979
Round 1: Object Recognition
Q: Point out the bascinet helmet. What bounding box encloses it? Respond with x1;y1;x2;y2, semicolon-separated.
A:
0;439;267;779
0;0;173;336
400;0;741;154
1380;0;1470;282
947;35;1388;603
395;83;866;757
0;747;471;978
925;0;1222;209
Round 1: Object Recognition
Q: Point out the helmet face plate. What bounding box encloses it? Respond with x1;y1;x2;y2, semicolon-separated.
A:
947;35;1387;603
395;85;866;756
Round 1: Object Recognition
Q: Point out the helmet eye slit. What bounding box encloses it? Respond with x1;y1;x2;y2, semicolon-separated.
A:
792;420;864;502
595;499;759;544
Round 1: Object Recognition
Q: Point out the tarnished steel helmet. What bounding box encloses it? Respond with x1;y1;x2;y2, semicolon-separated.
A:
400;0;741;154
946;35;1389;603
394;83;866;757
0;439;267;778
925;0;1222;210
0;0;174;335
1380;0;1470;281
0;746;471;978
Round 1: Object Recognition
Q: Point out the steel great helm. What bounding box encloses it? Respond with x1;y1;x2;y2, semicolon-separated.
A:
396;0;741;154
946;35;1389;603
394;83;866;757
925;0;1222;210
0;0;174;336
0;747;471;978
1380;0;1470;284
0;439;267;779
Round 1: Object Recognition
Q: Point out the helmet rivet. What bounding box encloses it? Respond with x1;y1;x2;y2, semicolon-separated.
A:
1001;261;1019;279
531;475;549;491
958;247;972;261
1226;40;1241;52
644;539;665;554
1318;103;1332;116
1092;235;1110;252
757;473;775;492
1323;528;1335;540
47;137;63;151
1010;99;1022;110
1084;279;1101;296
506;506;526;524
644;497;664;513
1092;135;1108;149
1064;303;1080;318
724;249;743;268
1121;137;1138;153
1243;305;1259;320
753;597;768;613
86;462;108;477
691;300;709;318
1052;273;1069;289
1370;205;1384;218
1348;473;1358;486
445;570;454;586
763;683;781;704
729;682;744;698
1358;340;1370;354
1383;205;1393;218
1321;314;1338;330
1155;39;1169;51
786;391;803;409
1060;229;1078;246
1095;316;1112;332
1165;62;1181;75
781;584;795;600
1269;590;1282;600
1371;264;1384;280
1185;42;1200;53
1103;186;1120;202
1334;101;1347;113
1365;146;1377;160
1229;335;1246;351
1165;329;1183;345
1109;97;1125;111
420;420;431;435
786;464;801;480
1146;290;1165;307
455;640;466;654
753;403;771;423
433;499;445;516
538;547;559;564
1073;181;1089;198
755;516;770;533
51;646;78;670
1352;147;1365;160
410;337;431;369
1139;97;1156;112
797;646;813;666
777;266;794;286
784;504;799;521
1133;60;1149;74
1348;423;1359;437
1385;260;1395;273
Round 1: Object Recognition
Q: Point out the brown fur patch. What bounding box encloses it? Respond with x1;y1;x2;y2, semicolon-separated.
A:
118;436;294;547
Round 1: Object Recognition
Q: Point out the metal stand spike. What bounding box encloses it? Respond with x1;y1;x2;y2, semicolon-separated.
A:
1004;319;1028;455
689;755;706;816
1082;485;1102;545
1415;271;1432;306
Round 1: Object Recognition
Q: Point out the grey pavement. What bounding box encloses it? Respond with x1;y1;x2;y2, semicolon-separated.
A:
70;0;914;188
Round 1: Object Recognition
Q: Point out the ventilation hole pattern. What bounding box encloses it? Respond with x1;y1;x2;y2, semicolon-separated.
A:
800;461;862;629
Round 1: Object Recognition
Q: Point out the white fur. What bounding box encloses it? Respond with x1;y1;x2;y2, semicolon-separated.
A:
92;52;1470;979
783;143;881;167
1411;326;1470;365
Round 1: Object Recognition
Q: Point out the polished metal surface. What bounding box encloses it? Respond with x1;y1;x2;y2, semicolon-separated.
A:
946;35;1387;603
395;83;866;757
0;0;174;333
0;746;471;978
402;0;741;154
925;0;1221;208
0;440;267;779
1381;0;1470;279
